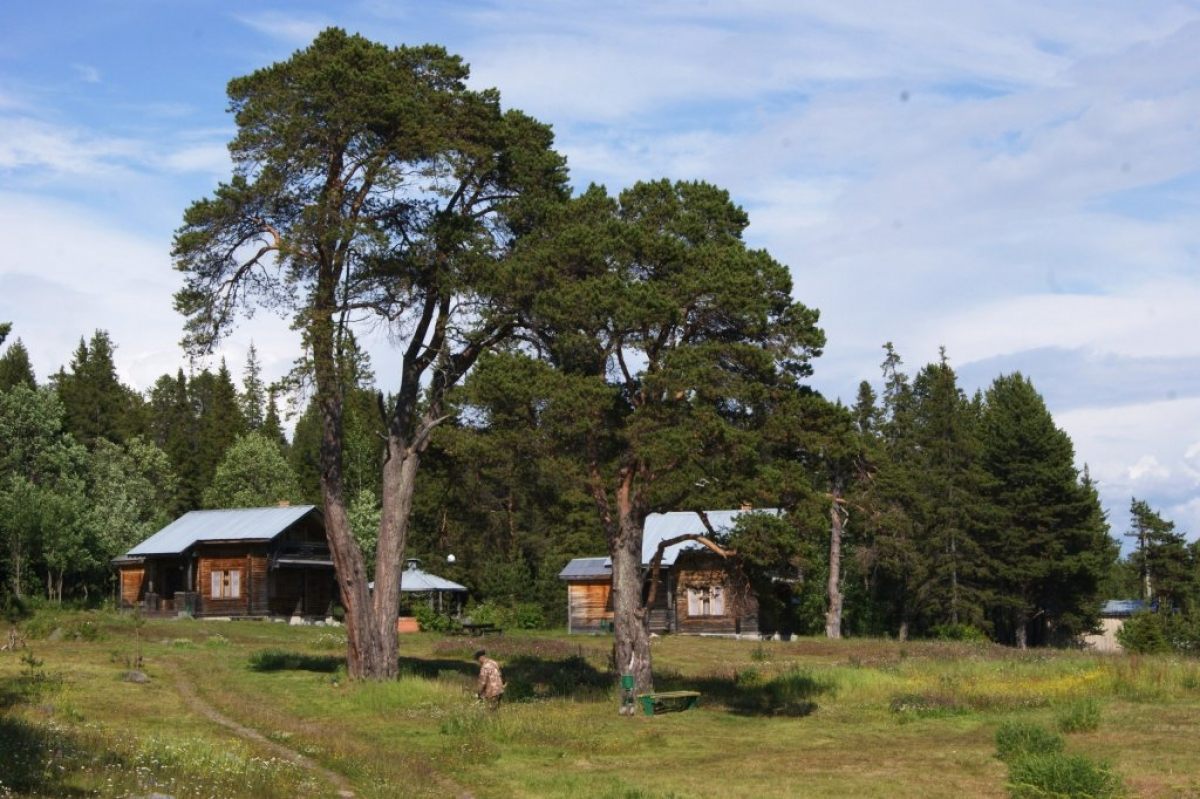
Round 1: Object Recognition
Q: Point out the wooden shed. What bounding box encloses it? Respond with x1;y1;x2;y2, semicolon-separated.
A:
113;505;338;619
559;509;767;636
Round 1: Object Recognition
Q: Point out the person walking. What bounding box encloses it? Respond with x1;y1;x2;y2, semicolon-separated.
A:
475;649;505;709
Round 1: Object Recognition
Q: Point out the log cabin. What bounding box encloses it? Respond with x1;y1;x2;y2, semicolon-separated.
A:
112;505;339;619
559;509;768;636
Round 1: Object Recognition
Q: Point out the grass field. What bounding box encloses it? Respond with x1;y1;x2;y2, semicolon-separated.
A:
2;609;1199;798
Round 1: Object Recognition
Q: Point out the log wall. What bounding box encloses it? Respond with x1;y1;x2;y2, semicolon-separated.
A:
196;545;268;617
119;567;145;608
568;580;613;633
673;553;758;636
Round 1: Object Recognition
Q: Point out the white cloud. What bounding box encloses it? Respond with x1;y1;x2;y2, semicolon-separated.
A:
72;63;101;84
0;193;300;392
1129;455;1170;482
1058;397;1200;539
233;11;332;45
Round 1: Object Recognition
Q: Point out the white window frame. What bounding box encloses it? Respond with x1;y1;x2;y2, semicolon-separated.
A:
210;568;242;599
686;585;725;617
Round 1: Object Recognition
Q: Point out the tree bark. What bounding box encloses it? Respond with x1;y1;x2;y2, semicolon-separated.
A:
825;492;844;640
1015;618;1028;650
609;471;653;713
611;519;653;712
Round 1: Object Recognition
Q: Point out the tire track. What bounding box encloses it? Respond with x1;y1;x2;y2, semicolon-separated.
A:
171;670;355;798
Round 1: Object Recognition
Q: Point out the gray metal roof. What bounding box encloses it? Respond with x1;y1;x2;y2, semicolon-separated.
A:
398;561;467;593
369;560;468;593
1100;599;1148;617
641;509;779;566
559;557;612;580
559;509;781;580
125;505;319;557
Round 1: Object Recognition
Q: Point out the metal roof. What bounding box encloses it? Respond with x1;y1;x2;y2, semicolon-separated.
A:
559;509;781;580
369;560;468;593
125;505;319;557
641;509;779;567
1100;599;1148;617
398;561;467;593
559;557;612;580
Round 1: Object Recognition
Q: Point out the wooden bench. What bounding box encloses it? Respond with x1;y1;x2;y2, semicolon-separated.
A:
637;690;701;716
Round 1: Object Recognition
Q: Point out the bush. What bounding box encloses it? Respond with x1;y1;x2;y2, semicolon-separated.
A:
732;667;835;716
930;623;988;642
1056;699;1101;734
465;600;547;630
413;603;455;633
1117;613;1170;654
995;722;1065;763
247;650;343;673
1006;752;1122;799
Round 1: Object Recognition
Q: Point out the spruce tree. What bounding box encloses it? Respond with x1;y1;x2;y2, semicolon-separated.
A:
190;361;246;500
241;343;266;430
54;331;134;447
1127;498;1194;611
0;338;36;391
908;352;988;633
261;387;288;450
148;370;201;511
978;373;1116;647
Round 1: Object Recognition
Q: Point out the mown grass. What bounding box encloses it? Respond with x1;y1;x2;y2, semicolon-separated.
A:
2;613;1200;797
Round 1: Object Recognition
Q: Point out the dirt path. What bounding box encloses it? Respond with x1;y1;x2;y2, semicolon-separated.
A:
171;670;356;798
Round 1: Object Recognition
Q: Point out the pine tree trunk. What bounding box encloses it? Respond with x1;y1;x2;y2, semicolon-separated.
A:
371;436;423;678
825;493;844;640
898;619;909;642
611;490;652;713
1015;618;1028;650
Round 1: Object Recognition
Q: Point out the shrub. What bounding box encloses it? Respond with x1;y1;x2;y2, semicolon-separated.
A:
931;623;988;642
248;649;343;673
1006;752;1122;799
465;600;547;630
732;667;835;716
995;721;1065;763
1056;699;1101;734
1116;612;1170;654
413;603;455;633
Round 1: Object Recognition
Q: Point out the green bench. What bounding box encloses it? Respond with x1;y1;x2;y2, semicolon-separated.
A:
637;690;701;716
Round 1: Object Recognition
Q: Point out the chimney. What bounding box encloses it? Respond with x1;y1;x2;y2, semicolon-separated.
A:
277;500;291;507
739;502;752;511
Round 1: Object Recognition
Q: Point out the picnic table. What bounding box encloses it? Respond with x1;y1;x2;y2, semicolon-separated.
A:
455;622;504;636
637;690;701;715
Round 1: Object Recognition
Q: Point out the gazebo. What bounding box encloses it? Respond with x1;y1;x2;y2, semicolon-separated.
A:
397;558;467;615
371;558;468;623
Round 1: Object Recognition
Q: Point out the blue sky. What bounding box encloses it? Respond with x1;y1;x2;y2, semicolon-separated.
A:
2;1;1199;540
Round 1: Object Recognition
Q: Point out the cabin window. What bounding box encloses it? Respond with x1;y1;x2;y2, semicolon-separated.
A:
686;585;724;616
210;569;241;599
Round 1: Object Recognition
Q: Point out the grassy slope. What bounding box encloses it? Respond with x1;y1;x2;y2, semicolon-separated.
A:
2;610;1200;798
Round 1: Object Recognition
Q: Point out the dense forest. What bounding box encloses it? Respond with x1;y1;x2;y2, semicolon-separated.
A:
1;320;1193;644
2;30;1196;663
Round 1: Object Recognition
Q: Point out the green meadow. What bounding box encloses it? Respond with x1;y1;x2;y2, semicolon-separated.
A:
3;609;1200;798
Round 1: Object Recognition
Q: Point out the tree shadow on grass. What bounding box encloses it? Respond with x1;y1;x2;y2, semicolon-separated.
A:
247;649;344;673
401;653;610;701
0;673;115;797
656;667;834;717
246;648;611;702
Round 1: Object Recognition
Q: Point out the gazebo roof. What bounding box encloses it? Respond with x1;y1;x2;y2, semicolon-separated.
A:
371;559;466;593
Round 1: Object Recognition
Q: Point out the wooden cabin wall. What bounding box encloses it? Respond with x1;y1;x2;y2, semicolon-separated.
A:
673;553;759;635
119;567;145;608
196;545;268;617
568;580;613;633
